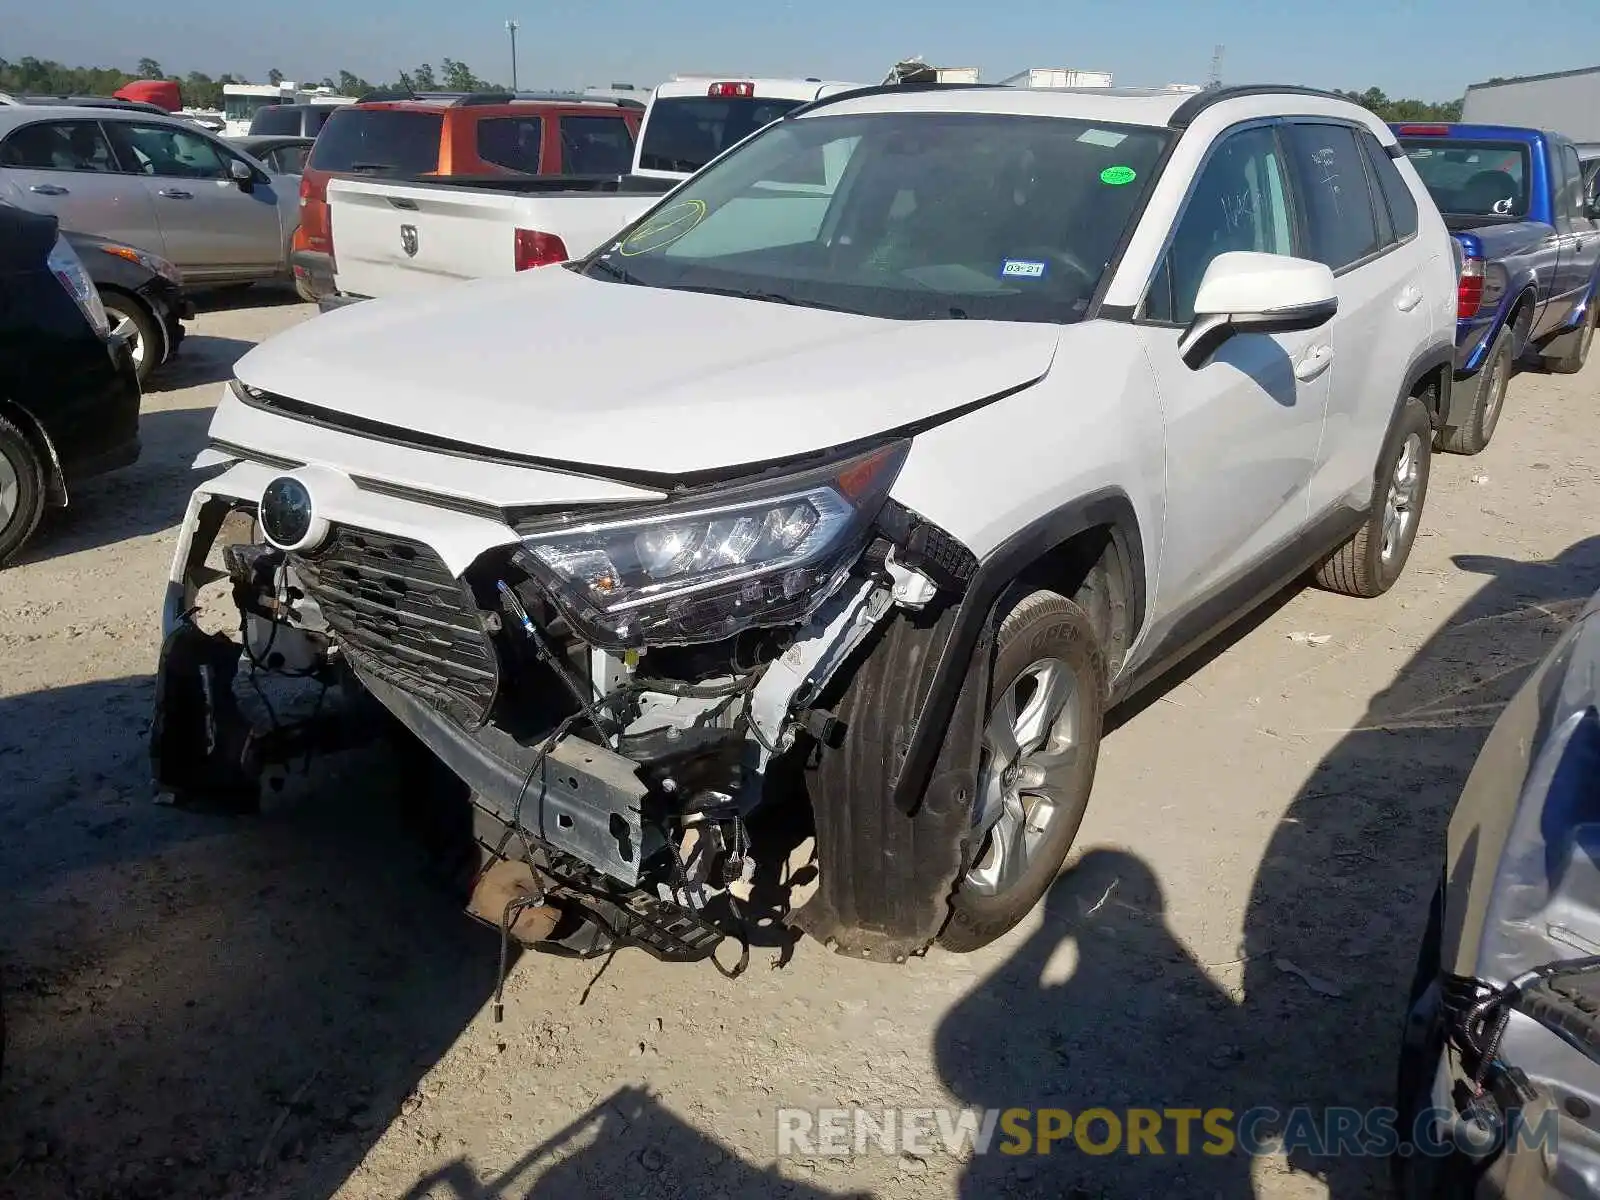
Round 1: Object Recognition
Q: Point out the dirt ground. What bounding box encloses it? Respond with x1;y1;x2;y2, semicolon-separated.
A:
2;291;1599;1200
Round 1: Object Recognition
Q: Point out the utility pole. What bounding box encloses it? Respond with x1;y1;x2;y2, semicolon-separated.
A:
506;19;520;91
1208;44;1225;90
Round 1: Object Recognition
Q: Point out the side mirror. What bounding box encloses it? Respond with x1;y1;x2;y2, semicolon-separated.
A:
1179;251;1339;370
1585;196;1600;221
228;158;256;191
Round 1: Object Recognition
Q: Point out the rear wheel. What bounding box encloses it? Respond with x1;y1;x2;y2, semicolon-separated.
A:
1315;395;1432;598
101;291;162;387
0;415;47;566
294;276;319;304
1545;302;1597;375
1438;326;1511;455
938;590;1106;952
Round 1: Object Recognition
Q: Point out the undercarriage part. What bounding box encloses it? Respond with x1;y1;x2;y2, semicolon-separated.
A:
796;600;988;962
150;619;261;813
466;859;562;946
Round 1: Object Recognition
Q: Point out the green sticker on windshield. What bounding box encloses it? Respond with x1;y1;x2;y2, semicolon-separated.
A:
618;199;707;256
1100;165;1138;186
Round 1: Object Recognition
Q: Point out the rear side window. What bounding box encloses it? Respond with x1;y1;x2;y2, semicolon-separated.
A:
1284;123;1382;270
0;120;118;172
269;144;310;174
1560;143;1586;225
476;117;544;173
249;106;304;136
559;114;634;174
637;96;806;173
308;109;443;175
1358;130;1419;242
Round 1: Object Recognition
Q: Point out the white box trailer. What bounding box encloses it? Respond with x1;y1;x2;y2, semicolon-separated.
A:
997;67;1114;89
1461;66;1600;160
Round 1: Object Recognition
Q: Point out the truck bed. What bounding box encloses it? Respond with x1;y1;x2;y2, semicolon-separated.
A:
328;174;677;299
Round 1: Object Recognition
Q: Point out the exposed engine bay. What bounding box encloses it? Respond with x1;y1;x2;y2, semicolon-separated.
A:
151;443;975;976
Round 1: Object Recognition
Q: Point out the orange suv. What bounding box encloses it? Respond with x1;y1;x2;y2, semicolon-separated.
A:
291;91;642;302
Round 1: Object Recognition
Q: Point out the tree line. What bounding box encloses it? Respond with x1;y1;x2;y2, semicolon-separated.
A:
1;54;1469;119
0;55;503;109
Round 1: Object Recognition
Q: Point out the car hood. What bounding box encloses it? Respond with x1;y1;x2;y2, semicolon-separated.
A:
235;267;1062;476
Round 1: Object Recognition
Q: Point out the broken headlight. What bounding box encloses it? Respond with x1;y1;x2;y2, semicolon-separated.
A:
518;441;909;647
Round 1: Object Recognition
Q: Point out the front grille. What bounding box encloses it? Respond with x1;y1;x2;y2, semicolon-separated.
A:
293;528;500;727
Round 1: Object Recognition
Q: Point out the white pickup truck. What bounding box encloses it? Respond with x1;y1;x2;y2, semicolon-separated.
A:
325;76;862;303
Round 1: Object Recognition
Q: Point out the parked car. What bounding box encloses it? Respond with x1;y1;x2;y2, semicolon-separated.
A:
1396;582;1600;1196
0;92;171;116
245;102;343;138
0;106;299;290
0;204;140;563
1394;123;1600;454
320;77;862;302
63;228;190;385
227;134;316;177
292;93;644;302
155;84;1460;965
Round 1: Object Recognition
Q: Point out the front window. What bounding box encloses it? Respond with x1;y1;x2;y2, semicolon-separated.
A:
1400;139;1531;219
580;111;1170;323
637;96;807;174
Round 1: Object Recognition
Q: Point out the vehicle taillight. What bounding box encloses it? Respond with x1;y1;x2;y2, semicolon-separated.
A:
1458;255;1486;320
1397;123;1450;136
708;81;755;98
514;229;569;271
298;173;311;207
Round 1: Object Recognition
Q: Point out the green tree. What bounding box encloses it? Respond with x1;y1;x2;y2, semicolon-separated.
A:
337;69;371;96
440;57;488;92
411;61;437;90
136;57;163;80
267;67;284;86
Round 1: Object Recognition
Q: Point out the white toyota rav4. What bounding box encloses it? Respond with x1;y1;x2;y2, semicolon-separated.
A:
154;84;1459;965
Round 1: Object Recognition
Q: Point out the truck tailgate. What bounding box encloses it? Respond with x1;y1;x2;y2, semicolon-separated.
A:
328;178;661;299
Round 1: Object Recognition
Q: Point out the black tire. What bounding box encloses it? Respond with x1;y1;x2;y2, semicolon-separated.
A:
0;415;47;567
938;589;1107;952
101;290;162;387
1315;395;1432;598
1437;326;1511;455
1545;301;1597;375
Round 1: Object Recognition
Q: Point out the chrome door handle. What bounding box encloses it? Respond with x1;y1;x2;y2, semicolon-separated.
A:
28;183;68;195
157;188;194;199
1294;345;1334;382
1395;286;1424;313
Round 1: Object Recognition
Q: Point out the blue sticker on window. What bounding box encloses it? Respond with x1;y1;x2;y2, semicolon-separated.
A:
1001;259;1048;280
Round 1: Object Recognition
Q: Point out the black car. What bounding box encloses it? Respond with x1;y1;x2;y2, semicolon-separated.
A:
246;103;343;138
0;205;140;563
63;229;191;387
227;134;317;176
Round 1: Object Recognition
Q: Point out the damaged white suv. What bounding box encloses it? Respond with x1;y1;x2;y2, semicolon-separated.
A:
154;84;1458;964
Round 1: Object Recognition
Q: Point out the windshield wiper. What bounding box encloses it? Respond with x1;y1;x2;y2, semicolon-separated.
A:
663;283;848;311
583;257;643;285
345;161;396;173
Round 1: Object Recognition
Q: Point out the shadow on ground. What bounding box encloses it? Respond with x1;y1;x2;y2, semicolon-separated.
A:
0;673;500;1199
393;1086;862;1200
147;334;259;393
934;538;1600;1197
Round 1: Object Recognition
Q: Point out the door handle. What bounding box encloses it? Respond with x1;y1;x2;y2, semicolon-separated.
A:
28;183;68;196
1395;286;1424;313
157;188;194;200
1294;345;1334;382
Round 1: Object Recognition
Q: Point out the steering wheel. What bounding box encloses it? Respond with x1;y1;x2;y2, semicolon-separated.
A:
1010;246;1098;288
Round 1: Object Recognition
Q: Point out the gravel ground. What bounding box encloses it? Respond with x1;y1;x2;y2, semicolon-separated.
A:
2;293;1599;1200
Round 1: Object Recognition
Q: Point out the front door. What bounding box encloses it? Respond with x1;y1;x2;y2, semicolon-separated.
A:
103;120;284;280
0;118;165;255
1137;122;1333;628
1552;141;1600;328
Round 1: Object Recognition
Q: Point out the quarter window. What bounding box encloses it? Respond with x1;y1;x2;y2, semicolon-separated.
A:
1359;129;1419;243
0;120;118;173
559;114;635;175
476;117;543;174
1146;125;1294;324
1284;123;1382;271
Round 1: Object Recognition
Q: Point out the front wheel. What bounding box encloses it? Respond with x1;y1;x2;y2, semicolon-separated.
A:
1314;395;1432;598
938;590;1107;952
0;415;47;567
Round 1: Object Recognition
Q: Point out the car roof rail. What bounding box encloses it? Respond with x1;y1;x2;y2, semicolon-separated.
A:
356;86;419;103
1166;84;1355;128
452;91;518;106
783;79;1005;120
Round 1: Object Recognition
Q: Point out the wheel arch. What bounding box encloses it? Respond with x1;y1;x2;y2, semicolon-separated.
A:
96;284;168;365
1504;285;1538;356
1402;341;1457;436
0;394;67;507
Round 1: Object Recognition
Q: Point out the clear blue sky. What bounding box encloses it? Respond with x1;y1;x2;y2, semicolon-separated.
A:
6;0;1598;100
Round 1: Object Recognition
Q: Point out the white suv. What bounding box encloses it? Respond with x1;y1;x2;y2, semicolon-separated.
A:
154;84;1458;963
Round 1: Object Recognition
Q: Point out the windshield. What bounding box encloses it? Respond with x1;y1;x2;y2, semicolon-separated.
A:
637;96;807;174
224;94;282;123
1400;139;1531;218
580;111;1169;323
308;108;443;175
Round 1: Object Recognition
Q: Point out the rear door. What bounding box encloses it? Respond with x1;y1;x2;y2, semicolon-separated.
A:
0;117;165;254
103;119;285;280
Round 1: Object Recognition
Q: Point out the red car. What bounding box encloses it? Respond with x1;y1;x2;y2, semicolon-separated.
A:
291;92;642;302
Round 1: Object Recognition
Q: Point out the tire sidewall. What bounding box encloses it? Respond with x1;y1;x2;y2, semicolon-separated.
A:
0;422;45;565
101;292;159;385
1361;397;1433;593
1476;331;1513;446
941;592;1107;951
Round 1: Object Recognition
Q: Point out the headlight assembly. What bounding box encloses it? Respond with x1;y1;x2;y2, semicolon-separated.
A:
517;441;910;647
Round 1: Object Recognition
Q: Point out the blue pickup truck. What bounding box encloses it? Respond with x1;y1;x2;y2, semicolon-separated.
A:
1392;122;1600;454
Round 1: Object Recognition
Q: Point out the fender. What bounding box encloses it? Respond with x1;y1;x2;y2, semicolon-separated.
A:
889;488;1146;816
1400;339;1457;433
1463;273;1539;375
